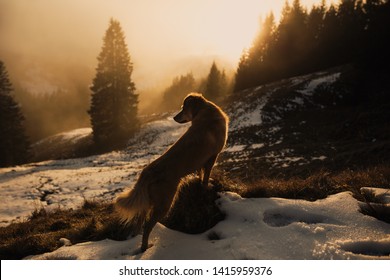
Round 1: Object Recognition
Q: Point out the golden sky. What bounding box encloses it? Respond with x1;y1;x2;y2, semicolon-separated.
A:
0;0;332;91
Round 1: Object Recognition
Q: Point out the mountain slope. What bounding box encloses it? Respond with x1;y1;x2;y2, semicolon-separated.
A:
220;65;390;180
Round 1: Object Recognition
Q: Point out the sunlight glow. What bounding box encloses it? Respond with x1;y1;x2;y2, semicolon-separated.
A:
0;0;330;90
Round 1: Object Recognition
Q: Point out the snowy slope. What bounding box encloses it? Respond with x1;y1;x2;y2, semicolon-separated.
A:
31;128;93;162
219;70;344;175
0;116;188;227
1;70;390;259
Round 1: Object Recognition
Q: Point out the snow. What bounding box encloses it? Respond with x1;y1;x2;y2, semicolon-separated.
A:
312;156;327;161
297;73;341;96
34;128;92;146
60;128;92;143
250;143;264;149
24;192;390;260
224;145;246;153
226;72;341;134
228;91;272;131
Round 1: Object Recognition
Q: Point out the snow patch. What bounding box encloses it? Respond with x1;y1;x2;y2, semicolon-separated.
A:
311;156;327;161
60;128;92;143
298;73;341;96
225;145;246;153
228;91;273;131
250;143;265;149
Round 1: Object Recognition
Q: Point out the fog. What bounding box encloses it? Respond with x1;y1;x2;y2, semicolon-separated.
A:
0;0;326;141
1;0;258;92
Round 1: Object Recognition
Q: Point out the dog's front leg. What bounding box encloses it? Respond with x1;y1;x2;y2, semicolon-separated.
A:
202;155;217;187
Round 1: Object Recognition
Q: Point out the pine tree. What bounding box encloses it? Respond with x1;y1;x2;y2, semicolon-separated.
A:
248;13;276;88
204;62;227;102
273;0;308;76
0;61;29;167
234;49;251;92
89;19;139;148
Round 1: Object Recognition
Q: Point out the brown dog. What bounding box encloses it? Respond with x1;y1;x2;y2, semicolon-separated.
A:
115;93;228;252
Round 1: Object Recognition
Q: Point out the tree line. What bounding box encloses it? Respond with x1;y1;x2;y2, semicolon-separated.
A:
161;62;231;112
235;0;390;91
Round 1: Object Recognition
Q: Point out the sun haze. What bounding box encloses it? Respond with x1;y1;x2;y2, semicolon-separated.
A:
0;0;328;91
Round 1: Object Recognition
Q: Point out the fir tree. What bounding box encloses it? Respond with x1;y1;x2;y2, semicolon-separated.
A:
273;0;308;76
89;18;139;148
235;49;251;92
0;60;29;167
204;62;227;102
305;1;326;70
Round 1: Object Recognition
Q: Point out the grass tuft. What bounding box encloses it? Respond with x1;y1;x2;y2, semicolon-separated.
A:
163;175;226;234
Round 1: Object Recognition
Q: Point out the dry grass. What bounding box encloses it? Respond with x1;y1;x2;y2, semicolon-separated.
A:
233;166;390;201
0;200;130;260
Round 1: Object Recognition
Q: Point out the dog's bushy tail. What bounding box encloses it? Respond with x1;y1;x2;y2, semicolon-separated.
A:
115;184;150;224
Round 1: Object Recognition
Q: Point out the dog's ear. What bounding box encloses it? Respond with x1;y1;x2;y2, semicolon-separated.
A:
184;93;206;118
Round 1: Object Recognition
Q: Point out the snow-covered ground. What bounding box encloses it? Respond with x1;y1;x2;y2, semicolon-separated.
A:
0;116;188;227
25;191;390;260
1;71;390;260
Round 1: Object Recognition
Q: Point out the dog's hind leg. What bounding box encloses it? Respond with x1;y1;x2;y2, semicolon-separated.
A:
202;155;217;187
141;216;157;252
141;201;171;252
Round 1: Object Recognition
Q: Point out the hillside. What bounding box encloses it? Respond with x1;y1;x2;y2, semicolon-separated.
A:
220;65;390;180
1;65;389;259
31;128;93;162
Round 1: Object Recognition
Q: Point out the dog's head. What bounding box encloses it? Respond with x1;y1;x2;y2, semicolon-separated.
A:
173;93;206;123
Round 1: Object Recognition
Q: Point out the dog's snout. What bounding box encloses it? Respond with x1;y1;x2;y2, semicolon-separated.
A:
173;111;183;123
174;111;189;123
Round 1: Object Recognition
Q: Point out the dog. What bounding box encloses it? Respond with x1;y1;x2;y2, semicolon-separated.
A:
115;93;228;252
